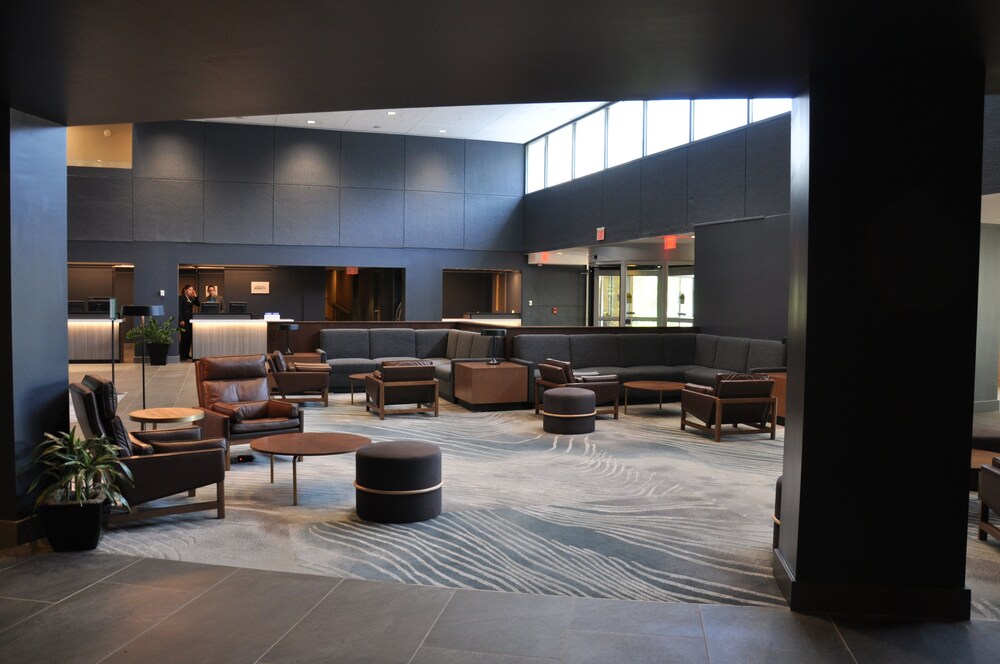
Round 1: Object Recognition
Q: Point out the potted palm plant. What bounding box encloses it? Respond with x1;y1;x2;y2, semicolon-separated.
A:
27;428;133;551
125;316;180;365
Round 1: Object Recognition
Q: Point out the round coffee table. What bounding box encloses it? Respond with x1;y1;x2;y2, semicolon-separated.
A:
250;432;372;505
622;381;686;414
128;407;205;431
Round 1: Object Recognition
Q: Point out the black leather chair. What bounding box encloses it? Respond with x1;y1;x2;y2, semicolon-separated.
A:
680;373;776;442
534;359;620;419
70;375;227;524
364;360;439;420
195;354;304;465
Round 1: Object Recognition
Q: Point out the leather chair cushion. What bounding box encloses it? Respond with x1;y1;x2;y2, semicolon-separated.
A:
198;354;268;380
212;401;269;422
545;358;574;383
83;374;118;420
108;416;134;457
230;418;301;434
537;363;569;384
201;378;270;406
271;350;289;373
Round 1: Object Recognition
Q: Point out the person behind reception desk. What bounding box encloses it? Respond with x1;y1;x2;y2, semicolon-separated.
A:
204;284;224;310
178;284;199;361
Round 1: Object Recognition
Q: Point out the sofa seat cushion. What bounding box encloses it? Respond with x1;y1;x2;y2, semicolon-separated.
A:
435;364;453;382
575;366;623;378
422;357;451;367
684;366;726;386
328;358;379;374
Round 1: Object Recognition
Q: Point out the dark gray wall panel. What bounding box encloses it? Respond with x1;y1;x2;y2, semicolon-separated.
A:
404;191;465;248
523;186;571;251
521;265;586;326
204;123;274;184
132;121;205;180
746;115;791;217
464;194;522;251
340;187;404;247
341;133;404;189
975;224;1000;409
640;148;688;235
274;127;341;186
694;214;789;340
466;140;524;196
68;174;133;241
687;130;746;224
984;96;1000;194
568;177;604;241
204;181;274;244
274;184;340;246
405;136;465;193
601;162;641;239
133;178;204;242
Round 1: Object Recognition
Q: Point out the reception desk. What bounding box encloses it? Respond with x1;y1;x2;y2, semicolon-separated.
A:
68;317;122;361
191;316;267;358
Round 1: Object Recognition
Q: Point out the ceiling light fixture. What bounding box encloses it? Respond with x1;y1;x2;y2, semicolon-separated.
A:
387;111;397;116
306;120;316;124
438;129;447;134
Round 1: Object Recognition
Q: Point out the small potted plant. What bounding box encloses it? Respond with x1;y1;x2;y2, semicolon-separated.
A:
27;428;133;551
125;316;180;365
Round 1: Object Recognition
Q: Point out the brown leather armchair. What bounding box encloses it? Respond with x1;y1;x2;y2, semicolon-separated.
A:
364;360;439;420
267;350;332;406
979;457;1000;543
70;375;226;523
680;373;776;442
195;354;304;463
533;359;620;419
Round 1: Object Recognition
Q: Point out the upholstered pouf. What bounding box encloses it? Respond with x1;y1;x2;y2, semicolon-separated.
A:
542;387;596;434
355;440;442;523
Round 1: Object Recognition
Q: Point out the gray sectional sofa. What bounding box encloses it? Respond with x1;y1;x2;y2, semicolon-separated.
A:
510;332;786;401
315;328;492;400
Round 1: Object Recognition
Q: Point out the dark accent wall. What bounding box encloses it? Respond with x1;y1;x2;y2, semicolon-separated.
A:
984;96;1000;194
521;264;588;326
4;110;69;532
976;224;1000;410
68;123;526;327
694;215;790;340
523;114;791;252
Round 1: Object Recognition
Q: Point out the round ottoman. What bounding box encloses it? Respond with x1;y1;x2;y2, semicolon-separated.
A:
355;440;442;523
542;387;596;434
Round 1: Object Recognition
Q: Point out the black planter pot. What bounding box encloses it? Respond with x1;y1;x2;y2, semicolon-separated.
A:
39;502;103;552
147;343;170;366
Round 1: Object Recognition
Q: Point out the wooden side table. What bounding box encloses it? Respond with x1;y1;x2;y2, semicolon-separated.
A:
454;361;527;408
768;372;787;422
128;407;204;431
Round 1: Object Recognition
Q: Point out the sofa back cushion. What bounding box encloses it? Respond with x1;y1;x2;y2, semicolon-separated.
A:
319;329;370;359
694;334;720;367
416;329;449;358
617;334;664;367
453;330;476;358
663;333;697;365
513;334;570;365
570;334;619;368
747;339;787;371
714;337;751;373
471;335;493;358
370;328;416;359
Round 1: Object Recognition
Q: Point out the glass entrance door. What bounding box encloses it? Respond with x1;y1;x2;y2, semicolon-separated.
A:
593;266;622;327
592;264;662;326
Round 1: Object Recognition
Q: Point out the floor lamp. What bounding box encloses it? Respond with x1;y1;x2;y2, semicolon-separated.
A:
121;304;164;410
279;323;299;355
480;328;507;365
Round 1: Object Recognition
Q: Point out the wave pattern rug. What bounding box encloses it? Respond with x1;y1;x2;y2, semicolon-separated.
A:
95;393;1000;617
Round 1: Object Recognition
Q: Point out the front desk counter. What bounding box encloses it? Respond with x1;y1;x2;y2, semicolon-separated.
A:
68;317;122;361
192;315;293;359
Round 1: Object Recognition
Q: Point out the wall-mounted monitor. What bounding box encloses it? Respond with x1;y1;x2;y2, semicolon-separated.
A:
228;301;247;314
68;300;86;315
86;297;116;315
200;302;221;314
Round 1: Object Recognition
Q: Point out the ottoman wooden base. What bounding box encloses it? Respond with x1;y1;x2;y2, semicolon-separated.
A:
355;440;442;523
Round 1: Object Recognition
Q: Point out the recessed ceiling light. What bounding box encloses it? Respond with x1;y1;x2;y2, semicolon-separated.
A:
690;234;696;238
306;120;316;124
438;129;447;134
387;111;397;116
373;125;381;129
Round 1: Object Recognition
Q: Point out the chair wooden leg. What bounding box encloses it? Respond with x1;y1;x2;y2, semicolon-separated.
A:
188;489;196;497
217;480;225;519
714;407;723;442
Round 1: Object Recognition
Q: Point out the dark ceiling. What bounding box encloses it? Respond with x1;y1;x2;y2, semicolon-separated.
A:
6;1;1000;127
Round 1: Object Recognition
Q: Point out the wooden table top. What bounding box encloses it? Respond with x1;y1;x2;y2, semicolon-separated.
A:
622;380;686;391
128;407;205;424
250;432;372;457
349;372;373;380
454;361;524;372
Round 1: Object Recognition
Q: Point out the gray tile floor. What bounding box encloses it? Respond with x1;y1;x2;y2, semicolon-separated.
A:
0;363;995;662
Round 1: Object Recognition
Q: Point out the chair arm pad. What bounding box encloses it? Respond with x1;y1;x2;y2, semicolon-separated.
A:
133;426;205;444
750;366;787;374
579;375;619;383
149;437;227;455
683;383;715;395
291;362;332;373
315;348;328;363
266;399;300;418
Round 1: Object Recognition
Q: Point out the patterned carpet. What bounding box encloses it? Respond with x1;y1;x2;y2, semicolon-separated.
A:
86;385;1000;617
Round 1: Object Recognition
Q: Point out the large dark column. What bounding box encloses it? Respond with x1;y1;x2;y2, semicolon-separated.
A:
1;110;70;545
776;54;984;618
